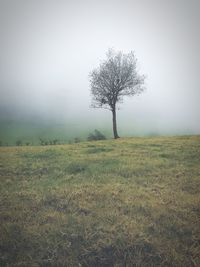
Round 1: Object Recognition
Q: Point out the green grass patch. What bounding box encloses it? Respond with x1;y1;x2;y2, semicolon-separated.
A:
66;162;88;174
85;146;113;154
0;135;200;266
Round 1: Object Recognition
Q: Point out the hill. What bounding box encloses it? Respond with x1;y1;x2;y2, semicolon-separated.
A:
0;136;200;266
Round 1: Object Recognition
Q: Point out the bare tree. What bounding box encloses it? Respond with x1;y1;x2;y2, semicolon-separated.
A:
89;49;145;139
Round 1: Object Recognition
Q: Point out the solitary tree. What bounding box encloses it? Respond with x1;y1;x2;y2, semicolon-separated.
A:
89;49;145;139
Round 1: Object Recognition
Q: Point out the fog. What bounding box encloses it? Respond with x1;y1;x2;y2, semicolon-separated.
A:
0;0;200;139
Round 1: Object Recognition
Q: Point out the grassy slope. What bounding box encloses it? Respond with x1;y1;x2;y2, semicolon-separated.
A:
0;136;200;267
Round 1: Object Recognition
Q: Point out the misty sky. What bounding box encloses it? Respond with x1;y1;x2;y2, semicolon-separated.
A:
0;0;200;135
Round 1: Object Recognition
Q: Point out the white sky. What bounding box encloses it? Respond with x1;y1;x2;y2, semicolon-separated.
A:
0;0;200;135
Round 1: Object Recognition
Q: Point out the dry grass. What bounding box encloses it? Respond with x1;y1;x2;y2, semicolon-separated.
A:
0;135;200;266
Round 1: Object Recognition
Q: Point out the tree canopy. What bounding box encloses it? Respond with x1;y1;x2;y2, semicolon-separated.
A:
89;49;145;138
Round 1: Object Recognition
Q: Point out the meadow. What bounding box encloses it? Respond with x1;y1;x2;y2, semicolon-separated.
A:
0;135;200;267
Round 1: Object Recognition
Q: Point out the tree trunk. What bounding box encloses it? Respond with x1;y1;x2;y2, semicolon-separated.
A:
112;107;119;139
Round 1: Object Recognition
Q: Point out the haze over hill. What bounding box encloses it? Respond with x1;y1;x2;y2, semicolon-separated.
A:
0;0;200;142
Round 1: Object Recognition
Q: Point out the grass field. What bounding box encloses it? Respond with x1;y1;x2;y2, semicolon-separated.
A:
0;135;200;267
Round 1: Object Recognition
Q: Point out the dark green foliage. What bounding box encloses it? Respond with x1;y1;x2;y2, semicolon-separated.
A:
74;137;81;143
87;129;106;141
39;138;46;146
39;138;60;146
16;140;22;146
52;139;58;145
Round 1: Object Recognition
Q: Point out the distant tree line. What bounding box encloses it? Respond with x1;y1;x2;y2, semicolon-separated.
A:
0;129;107;147
39;138;59;146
